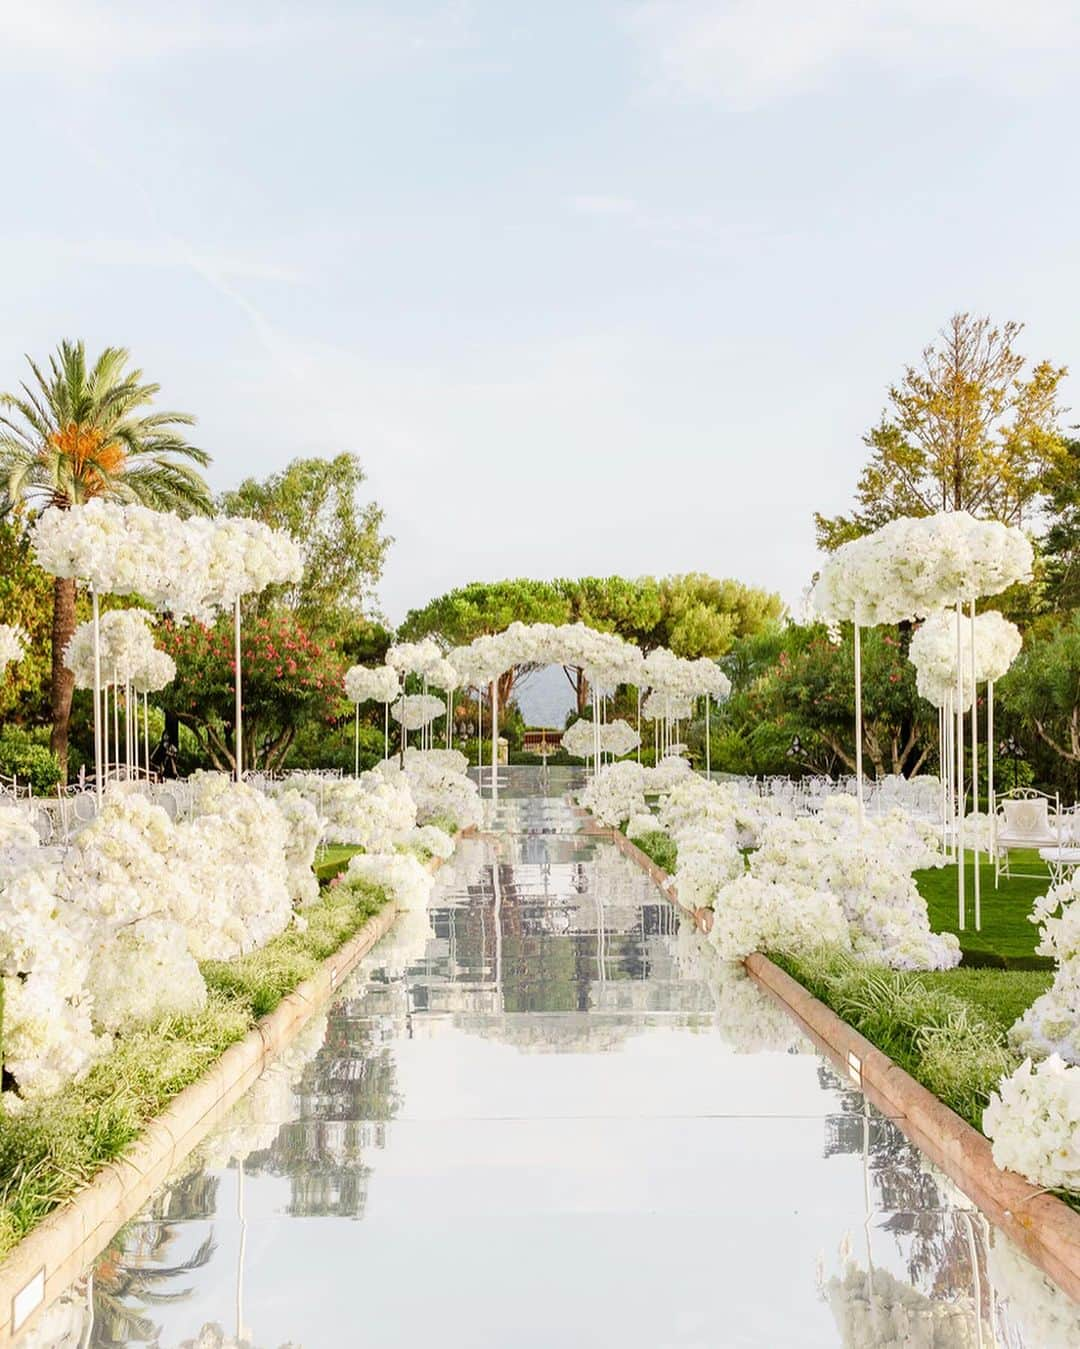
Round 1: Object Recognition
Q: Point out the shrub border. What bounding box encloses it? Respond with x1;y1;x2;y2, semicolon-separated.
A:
604;822;1080;1305
0;844;460;1345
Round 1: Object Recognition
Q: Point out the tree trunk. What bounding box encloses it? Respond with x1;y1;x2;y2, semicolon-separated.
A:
49;576;77;782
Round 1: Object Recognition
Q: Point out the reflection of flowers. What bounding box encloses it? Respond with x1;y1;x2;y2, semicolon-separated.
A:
988;1233;1080;1348
821;1240;982;1348
675;923;807;1053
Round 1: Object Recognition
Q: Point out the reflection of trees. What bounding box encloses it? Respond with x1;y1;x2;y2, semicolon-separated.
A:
89;1225;217;1346
247;1120;375;1218
819;1063;995;1324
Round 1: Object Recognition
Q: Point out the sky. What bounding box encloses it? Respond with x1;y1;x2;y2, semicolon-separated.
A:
1;0;1078;626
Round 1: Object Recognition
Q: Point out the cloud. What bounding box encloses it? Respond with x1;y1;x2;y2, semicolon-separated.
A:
0;1;473;75
627;0;1080;104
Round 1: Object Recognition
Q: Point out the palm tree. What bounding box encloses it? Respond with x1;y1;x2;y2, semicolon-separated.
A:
0;340;212;776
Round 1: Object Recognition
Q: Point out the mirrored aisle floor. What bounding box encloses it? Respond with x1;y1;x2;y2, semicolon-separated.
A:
25;770;1080;1347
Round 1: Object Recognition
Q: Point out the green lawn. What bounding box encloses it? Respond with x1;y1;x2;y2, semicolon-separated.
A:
915;850;1052;965
315;844;364;882
919;967;1052;1031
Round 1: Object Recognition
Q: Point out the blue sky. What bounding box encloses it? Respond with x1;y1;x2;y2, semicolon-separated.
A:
1;1;1077;624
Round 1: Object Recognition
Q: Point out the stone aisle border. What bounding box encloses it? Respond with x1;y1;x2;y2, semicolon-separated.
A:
605;822;1080;1306
0;841;463;1346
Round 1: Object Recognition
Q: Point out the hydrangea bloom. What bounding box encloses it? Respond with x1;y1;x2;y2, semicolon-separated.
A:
1009;874;1080;1063
0;623;26;674
86;917;207;1033
909;607;1022;709
577;761;648;826
373;750;481;831
345;850;435;911
707;874;851;963
984;1055;1080;1191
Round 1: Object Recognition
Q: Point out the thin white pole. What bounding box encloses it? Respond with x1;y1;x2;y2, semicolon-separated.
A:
939;703;947;852
446;690;452;750
354;703;360;778
384;699;389;761
112;668;119;782
477;682;483;780
971;599;980;931
490;678;499;802
143;690;150;778
234;596;243;782
955;601;965;930
92;589;103;804
853;624;864;825
636;686;641;764
988;680;996;882
705;696;711;777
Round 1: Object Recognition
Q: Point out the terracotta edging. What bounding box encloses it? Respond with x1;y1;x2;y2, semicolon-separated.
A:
0;846;456;1345
607;822;1080;1305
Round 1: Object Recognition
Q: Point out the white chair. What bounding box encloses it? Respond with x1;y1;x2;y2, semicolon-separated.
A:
994;789;1061;885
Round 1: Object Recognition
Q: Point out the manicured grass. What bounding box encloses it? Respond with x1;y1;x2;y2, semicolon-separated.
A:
919;968;1052;1034
915;851;1051;964
774;945;1021;1131
0;872;392;1259
314;844;364;882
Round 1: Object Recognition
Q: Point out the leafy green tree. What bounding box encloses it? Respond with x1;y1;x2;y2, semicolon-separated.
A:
0;341;211;775
0;516;56;725
654;574;784;657
157;609;345;773
816;313;1067;549
1000;614;1080;767
717;623;933;778
219;454;390;624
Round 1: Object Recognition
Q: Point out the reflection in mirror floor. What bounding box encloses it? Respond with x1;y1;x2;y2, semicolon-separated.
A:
24;771;1080;1347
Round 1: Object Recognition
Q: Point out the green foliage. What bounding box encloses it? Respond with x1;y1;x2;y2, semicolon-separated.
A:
715;622;931;778
815;313;1067;548
158;609;346;773
218;454;390;624
774;945;1027;1129
0;725;60;792
0;994;249;1257
0;872;394;1255
631;829;677;874
0;518;53;725
1000;613;1080;769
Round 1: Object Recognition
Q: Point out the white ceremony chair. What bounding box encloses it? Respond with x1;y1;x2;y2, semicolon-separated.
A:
994;788;1061;886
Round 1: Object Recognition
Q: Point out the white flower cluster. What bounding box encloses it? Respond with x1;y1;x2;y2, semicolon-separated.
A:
274;787;325;906
344;850;435;911
343;663;400;704
276;772;417;850
657;775;779;850
815;510;1033;626
908;608;1022;709
984;1054;1080;1192
373;748;482;831
750;802;958;970
0;776;319;1100
708;874;852;963
0;623;26;674
0;802;41;856
64;607;176;690
562;718;640;761
391;692;446;730
404;823;456;860
578;760;651;826
31;499;303;614
1008;874;1080;1063
642;647;731;702
673;832;745;908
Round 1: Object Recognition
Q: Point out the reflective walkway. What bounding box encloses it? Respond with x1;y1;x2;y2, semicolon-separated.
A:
27;770;1080;1346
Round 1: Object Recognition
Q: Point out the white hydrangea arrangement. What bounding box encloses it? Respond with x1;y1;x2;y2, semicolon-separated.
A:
373;749;481;831
273;788;325;907
909;607;1022;709
0;623;26;675
707;874;852;963
403;824;455;861
672;833;744;909
0;802;42;857
1008;875;1080;1063
577;760;649;827
983;1054;1080;1192
277;772;417;850
344;850;435;912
